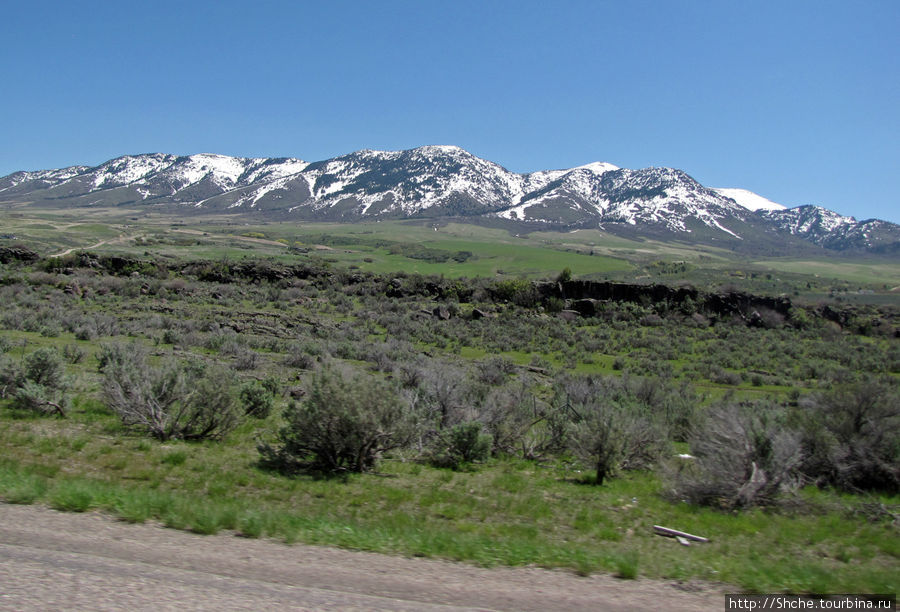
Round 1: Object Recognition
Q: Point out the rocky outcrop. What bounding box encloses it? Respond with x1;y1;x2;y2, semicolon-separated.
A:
0;246;39;263
536;279;792;322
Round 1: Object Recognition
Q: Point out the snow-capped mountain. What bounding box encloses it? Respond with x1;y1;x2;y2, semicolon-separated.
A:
0;153;309;206
759;206;900;252
500;166;752;238
2;146;897;253
712;188;786;212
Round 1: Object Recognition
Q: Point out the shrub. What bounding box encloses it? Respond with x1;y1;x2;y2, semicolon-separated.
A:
161;329;181;345
283;347;316;369
427;421;493;469
240;382;274;419
96;342;132;373
232;348;260;371
476;355;516;386
2;348;68;416
259;366;415;475
62;344;86;364
102;345;242;441
491;278;539;308
570;399;667;485
418;364;473;429
670;402;804;508
260;376;280;397
12;380;68;417
796;380;899;493
40;323;61;337
24;347;65;391
553;374;678;482
477;383;543;458
545;296;565;313
0;357;24;399
710;367;742;386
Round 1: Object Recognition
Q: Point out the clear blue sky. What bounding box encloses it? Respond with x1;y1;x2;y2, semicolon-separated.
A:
2;1;897;222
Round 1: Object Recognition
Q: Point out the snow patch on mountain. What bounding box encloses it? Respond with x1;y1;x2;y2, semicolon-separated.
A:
241;159;308;184
763;205;854;235
714;188;787;212
91;154;175;189
574;161;619;174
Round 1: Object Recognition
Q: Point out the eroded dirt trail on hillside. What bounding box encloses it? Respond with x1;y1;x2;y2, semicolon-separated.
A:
50;233;138;257
0;504;722;611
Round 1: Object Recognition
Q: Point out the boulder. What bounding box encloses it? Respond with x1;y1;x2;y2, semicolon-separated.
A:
558;310;580;322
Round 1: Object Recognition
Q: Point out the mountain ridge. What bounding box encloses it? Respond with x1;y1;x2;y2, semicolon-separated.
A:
2;146;897;254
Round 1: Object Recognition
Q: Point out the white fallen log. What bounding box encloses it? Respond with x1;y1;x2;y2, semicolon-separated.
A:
653;525;709;543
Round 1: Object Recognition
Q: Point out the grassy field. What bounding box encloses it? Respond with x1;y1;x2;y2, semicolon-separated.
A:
4;209;900;292
753;258;900;288
1;401;896;594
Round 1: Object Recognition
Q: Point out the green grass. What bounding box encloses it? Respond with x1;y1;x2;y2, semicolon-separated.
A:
754;258;900;287
47;480;96;512
160;449;189;466
0;411;897;593
4;210;900;294
336;239;629;278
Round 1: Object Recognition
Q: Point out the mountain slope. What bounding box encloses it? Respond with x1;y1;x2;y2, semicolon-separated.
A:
0;154;309;208
2;146;897;254
759;206;900;253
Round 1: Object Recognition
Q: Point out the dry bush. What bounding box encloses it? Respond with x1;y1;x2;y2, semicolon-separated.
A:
555;375;669;484
570;400;668;485
477;381;544;458
669;402;804;508
102;344;241;441
417;362;477;429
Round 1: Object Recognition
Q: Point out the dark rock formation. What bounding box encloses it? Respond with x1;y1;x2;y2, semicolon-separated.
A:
0;246;39;263
536;279;792;322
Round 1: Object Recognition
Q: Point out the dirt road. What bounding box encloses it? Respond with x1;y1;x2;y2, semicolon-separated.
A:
50;233;137;258
0;504;722;611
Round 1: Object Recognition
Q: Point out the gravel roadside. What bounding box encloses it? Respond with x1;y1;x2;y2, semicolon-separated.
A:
0;503;723;611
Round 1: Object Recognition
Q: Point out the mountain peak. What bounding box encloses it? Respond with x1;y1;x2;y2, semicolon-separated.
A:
2;147;897;253
413;145;466;155
573;161;619;174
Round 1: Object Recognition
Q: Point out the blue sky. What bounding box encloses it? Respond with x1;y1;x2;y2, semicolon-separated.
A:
1;1;898;222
